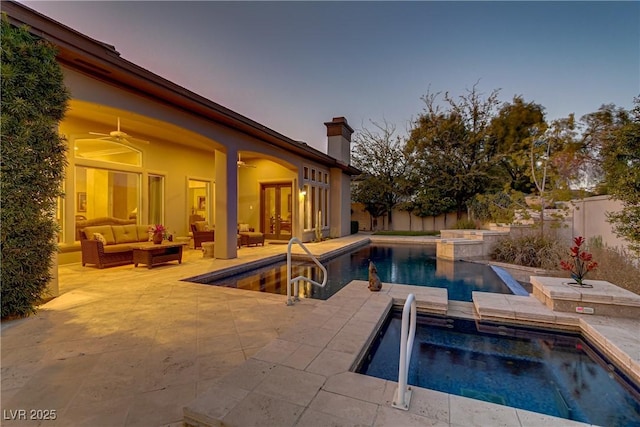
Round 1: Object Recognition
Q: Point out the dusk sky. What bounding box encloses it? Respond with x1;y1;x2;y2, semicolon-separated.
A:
21;1;640;151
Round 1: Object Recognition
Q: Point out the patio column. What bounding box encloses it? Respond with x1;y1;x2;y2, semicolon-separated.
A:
214;148;238;259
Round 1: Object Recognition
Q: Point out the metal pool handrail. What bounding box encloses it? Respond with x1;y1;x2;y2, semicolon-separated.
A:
392;293;416;410
286;237;327;306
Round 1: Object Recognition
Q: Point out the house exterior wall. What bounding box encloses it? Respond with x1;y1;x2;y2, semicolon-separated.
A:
5;2;360;265
60;70;220;240
330;168;353;237
57;68;357;261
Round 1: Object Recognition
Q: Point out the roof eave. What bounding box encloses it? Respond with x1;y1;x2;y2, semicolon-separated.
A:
3;1;361;175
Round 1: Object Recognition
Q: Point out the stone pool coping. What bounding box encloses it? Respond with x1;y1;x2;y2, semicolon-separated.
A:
184;279;639;426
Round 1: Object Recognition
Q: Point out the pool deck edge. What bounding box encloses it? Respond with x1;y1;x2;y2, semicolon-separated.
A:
185;279;638;426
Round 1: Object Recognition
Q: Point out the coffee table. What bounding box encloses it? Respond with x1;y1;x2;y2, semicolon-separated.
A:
131;241;186;269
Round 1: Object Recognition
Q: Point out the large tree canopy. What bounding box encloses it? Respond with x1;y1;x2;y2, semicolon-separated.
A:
407;85;501;219
352;81;637;246
351;121;412;229
602;96;640;255
579;104;632;192
489;96;546;193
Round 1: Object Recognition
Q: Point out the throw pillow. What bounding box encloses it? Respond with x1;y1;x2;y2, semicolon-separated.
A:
194;221;208;232
238;223;250;232
93;233;107;244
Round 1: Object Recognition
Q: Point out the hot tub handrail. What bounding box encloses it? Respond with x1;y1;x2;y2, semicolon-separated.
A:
286;237;327;306
392;293;416;410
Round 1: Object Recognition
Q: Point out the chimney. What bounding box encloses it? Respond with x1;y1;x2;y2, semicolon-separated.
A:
325;117;353;165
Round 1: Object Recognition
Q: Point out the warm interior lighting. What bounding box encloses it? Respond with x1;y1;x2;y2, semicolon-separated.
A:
300;190;306;196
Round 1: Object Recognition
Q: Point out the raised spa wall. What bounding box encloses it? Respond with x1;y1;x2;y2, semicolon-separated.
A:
436;229;510;260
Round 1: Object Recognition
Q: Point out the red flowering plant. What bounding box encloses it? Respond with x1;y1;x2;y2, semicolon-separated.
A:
148;224;168;240
559;236;597;287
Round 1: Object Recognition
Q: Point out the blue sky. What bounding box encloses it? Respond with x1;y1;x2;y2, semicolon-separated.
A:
22;1;639;151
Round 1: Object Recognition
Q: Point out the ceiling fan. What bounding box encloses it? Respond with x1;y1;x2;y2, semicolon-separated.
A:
89;117;149;144
237;153;256;168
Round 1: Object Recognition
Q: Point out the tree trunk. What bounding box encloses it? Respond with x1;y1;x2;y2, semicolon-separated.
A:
539;196;545;239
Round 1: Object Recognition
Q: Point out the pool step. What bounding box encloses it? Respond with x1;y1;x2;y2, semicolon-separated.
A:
490;265;529;296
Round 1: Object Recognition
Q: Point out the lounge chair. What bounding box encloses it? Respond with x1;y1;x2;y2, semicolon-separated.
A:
238;224;265;247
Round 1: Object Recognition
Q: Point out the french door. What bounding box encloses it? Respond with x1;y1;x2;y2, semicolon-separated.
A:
261;183;292;240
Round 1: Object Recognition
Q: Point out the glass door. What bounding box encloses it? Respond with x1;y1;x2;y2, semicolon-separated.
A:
261;183;292;240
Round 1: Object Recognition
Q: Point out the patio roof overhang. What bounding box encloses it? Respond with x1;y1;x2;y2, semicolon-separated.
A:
4;1;361;176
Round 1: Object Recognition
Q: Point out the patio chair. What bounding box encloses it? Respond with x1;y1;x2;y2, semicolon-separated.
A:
190;222;215;248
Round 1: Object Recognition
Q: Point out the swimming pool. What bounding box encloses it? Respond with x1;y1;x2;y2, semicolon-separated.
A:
187;243;513;302
358;311;640;426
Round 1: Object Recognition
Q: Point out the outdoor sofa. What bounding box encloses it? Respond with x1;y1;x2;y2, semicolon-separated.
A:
80;223;153;268
75;216;136;241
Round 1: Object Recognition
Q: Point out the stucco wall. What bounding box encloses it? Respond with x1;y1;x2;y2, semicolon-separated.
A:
569;195;627;250
351;203;458;232
59;67;356;260
351;196;630;253
238;159;297;231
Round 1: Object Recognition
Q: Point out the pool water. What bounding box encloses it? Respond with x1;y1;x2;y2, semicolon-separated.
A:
190;244;512;302
358;312;640;426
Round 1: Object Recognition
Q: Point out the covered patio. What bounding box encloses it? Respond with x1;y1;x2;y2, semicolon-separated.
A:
0;2;358;277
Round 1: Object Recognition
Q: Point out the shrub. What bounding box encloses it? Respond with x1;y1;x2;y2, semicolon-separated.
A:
350;220;359;234
490;235;564;269
588;237;640;296
453;219;477;229
1;16;70;317
469;191;526;224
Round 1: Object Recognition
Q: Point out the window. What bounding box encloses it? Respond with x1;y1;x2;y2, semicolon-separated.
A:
311;187;316;228
303;184;310;230
74;138;141;166
75;166;140;238
56;194;64;242
302;165;330;231
188;179;210;223
148;175;165;225
324;188;329;226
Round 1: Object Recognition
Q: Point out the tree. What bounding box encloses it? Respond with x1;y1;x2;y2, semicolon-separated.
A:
528;115;579;238
602;96;640;256
578;104;631;192
488;96;547;193
408;187;456;230
351;121;412;230
407;84;501;219
1;16;70;317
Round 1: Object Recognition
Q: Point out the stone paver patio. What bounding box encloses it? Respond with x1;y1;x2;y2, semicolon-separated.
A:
2;234;638;426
